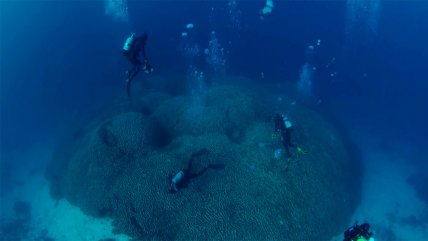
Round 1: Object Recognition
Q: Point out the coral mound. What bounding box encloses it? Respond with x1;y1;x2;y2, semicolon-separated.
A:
47;81;360;240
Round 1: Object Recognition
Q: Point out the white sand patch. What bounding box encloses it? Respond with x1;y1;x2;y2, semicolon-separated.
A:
30;178;130;241
331;134;428;240
1;144;131;241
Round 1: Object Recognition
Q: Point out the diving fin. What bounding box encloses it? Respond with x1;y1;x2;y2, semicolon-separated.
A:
208;163;225;170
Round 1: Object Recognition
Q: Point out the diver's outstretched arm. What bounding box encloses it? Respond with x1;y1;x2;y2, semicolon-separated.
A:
188;163;225;180
189;167;208;179
191;148;209;158
184;148;209;173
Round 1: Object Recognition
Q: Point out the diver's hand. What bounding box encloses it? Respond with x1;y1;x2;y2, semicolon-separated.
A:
143;62;154;74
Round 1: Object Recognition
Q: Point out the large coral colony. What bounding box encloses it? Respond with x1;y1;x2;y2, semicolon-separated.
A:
46;78;360;240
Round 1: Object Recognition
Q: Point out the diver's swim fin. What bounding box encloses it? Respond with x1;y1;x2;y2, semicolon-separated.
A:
208;163;225;170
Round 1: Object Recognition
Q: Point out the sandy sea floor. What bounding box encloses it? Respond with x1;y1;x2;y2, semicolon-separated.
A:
1;142;131;241
332;132;428;240
2;132;427;240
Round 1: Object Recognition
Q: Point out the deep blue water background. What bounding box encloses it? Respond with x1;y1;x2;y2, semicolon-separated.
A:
2;1;427;152
1;0;428;234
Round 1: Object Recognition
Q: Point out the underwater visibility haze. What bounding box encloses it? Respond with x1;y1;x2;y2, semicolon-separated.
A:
1;0;428;240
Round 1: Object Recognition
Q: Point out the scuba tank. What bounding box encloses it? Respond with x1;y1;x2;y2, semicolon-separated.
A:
172;171;184;183
282;115;293;128
170;171;185;192
123;33;135;52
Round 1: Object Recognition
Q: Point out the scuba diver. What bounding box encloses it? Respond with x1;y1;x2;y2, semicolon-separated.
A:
169;148;225;193
343;221;374;241
122;32;154;98
274;113;296;156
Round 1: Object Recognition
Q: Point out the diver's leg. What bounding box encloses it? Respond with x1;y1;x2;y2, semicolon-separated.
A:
208;163;225;170
186;158;194;173
126;77;132;98
283;137;291;156
126;64;141;98
190;167;209;179
126;66;136;98
129;65;140;80
285;146;291;157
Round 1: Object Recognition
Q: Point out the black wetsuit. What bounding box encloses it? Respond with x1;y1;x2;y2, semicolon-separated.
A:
274;113;286;133
123;32;152;97
274;113;296;156
343;222;373;241
169;148;224;193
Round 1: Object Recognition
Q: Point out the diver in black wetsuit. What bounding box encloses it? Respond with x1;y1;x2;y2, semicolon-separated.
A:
169;148;225;193
274;113;296;156
122;32;154;98
343;221;374;241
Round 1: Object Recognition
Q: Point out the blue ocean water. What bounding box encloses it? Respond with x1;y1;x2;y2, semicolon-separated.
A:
1;1;427;240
